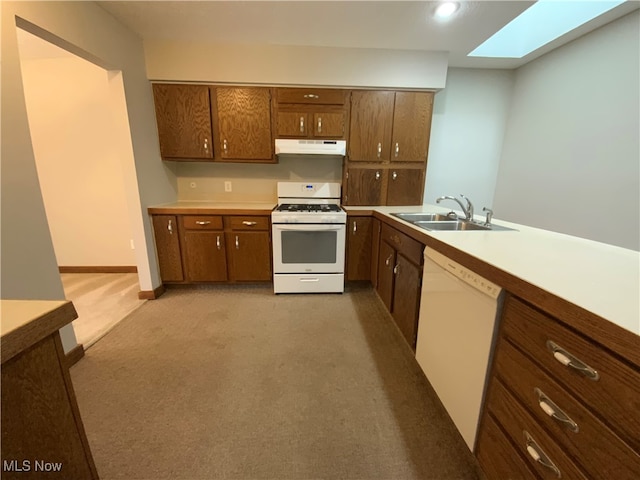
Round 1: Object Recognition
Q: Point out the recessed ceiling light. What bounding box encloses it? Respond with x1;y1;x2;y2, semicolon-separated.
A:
468;0;626;58
435;2;459;20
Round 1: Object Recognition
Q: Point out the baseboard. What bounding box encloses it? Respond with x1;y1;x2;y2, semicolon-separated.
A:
59;266;138;274
138;284;166;300
65;344;85;367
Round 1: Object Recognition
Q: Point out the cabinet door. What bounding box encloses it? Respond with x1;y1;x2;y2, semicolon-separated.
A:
390;91;434;162
152;84;213;159
312;111;346;138
377;241;396;312
346;216;373;281
226;232;272;281
349;91;394;161
182;231;227;282
215;87;273;161
392;254;421;350
345;168;386;206
386;168;425;206
152;215;184;282
276;111;308;138
370;219;381;289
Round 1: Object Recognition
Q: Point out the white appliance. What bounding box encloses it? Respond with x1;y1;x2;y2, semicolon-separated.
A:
275;139;346;156
415;247;503;452
271;182;347;293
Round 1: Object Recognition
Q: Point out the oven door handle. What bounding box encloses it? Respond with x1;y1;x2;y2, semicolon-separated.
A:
274;225;344;231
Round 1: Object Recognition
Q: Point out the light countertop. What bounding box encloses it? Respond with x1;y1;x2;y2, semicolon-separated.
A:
148;201;276;214
347;205;640;336
1;300;78;363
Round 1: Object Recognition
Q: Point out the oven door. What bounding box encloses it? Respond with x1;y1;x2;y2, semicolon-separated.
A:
272;223;346;274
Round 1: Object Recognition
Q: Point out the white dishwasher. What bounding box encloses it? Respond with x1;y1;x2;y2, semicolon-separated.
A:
415;247;503;452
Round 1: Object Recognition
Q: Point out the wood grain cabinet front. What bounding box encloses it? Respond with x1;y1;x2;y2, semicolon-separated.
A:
213;87;274;163
181;216;227;282
346;216;373;281
375;222;425;350
274;88;349;140
476;294;640;480
152;84;214;160
152;215;184;282
224;216;272;282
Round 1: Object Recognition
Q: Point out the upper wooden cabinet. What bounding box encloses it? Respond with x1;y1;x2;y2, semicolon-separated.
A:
213;87;274;162
386;167;425;205
349;90;434;163
274;88;349;140
152;84;214;160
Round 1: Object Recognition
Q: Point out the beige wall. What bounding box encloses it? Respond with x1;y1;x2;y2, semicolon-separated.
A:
177;156;343;202
145;41;448;89
20;52;136;267
1;1;177;352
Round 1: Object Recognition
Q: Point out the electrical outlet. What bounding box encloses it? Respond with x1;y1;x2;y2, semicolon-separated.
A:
190;182;197;189
224;181;232;192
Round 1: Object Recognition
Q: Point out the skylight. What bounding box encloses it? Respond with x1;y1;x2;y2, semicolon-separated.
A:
468;0;626;58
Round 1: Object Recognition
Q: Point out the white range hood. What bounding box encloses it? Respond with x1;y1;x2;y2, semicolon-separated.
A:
275;139;346;156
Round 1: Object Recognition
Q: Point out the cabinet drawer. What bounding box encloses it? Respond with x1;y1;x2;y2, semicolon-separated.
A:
502;296;640;451
380;223;423;265
495;339;640;479
476;415;538;480
182;215;223;230
276;88;348;105
488;380;589;480
224;216;270;230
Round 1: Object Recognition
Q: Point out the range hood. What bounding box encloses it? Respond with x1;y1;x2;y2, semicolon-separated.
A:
275;139;346;156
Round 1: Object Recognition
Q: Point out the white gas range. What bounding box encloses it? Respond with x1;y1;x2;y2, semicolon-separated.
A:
271;182;347;294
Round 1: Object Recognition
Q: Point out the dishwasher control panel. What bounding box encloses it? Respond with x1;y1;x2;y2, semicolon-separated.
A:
425;247;502;299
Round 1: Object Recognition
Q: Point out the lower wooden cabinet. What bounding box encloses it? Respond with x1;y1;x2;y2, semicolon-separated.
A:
375;221;424;350
476;294;640;480
152;215;184;282
346;216;373;281
151;213;272;284
226;231;272;281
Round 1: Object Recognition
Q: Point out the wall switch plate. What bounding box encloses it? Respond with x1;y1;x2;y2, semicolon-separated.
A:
224;181;232;192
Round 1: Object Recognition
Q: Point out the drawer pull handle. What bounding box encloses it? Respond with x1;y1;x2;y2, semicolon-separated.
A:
546;340;600;381
195;221;211;225
235;235;239;249
317;117;322;133
216;235;221;250
385;254;393;266
303;94;319;99
393;264;399;275
535;388;579;433
377;142;382;158
168;219;173;234
300;116;304;133
242;221;258;226
353;220;357;234
375;171;381;180
524;431;561;478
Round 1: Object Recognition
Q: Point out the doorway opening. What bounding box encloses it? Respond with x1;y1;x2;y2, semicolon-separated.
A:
16;28;146;349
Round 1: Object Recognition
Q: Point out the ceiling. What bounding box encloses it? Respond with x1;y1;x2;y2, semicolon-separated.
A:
97;1;639;69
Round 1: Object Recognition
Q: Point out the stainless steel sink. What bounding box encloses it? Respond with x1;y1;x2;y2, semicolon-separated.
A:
391;212;458;222
415;220;491;231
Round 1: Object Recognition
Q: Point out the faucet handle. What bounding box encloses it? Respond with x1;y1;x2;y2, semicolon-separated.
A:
459;194;474;220
482;207;494;225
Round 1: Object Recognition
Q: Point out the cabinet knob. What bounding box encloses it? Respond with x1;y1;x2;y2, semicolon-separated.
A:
168;219;173;234
377;142;382;158
375;171;381;180
300;117;305;133
317;117;322;133
395;142;399;157
392;171;398;180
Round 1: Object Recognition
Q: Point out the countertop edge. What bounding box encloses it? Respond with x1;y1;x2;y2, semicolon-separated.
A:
1;300;78;364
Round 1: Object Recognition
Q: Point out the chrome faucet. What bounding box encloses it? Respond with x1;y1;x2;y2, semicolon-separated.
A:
436;194;474;221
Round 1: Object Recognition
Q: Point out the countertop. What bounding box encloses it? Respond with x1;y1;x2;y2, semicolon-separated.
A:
347;205;640;337
148;201;276;215
1;300;78;363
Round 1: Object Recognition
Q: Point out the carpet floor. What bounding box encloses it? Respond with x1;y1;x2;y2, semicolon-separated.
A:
70;284;483;480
